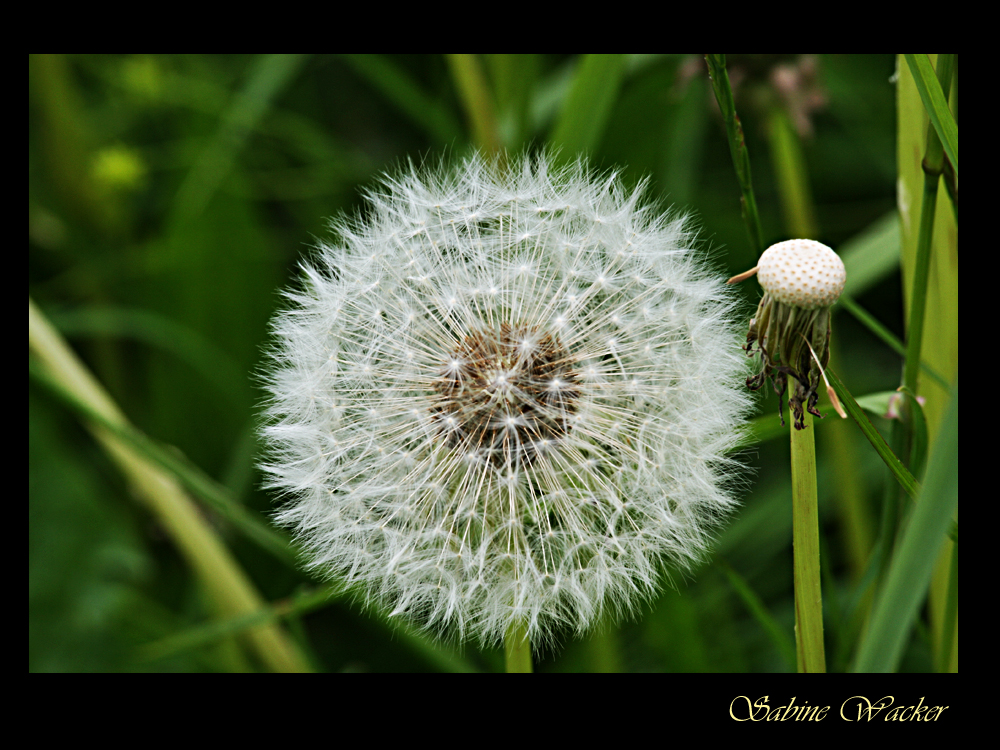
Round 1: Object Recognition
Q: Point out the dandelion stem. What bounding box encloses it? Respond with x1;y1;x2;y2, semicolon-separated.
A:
789;410;826;672
504;618;533;673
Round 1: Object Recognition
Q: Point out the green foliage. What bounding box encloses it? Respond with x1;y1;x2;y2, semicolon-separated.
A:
29;54;956;672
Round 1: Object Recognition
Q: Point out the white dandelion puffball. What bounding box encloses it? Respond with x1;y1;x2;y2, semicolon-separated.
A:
260;153;752;646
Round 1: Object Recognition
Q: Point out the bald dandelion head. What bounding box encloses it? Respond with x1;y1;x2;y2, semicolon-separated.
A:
259;153;753;646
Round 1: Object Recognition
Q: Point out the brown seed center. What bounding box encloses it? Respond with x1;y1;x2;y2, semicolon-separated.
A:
430;322;580;470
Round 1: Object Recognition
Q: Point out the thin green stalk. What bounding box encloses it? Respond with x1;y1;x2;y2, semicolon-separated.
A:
705;54;764;255
854;381;958;672
903;54;953;397
937;540;958;673
716;558;797;670
790;411;826;672
504;618;533;673
549;54;626;162
29;298;311;673
768;106;817;238
897;54;958;672
839;297;950;390
827;369;920;500
30;357;298;567
903;54;958;177
446;54;502;155
901;176;939;398
343;55;463;144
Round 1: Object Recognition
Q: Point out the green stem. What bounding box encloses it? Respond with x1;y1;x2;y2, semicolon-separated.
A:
902;54;953;398
504;618;533;673
902;173;939;398
28;298;311;673
768;106;817;238
790;411;826;672
937;540;958;672
446;54;501;155
705;54;764;255
897;55;957;674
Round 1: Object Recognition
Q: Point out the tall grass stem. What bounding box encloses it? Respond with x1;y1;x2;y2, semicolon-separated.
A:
705;54;764;255
28;298;311;673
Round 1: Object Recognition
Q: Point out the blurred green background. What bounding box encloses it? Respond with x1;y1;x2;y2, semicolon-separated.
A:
30;54;920;672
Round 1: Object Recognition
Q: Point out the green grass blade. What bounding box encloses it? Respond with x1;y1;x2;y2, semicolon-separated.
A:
30;358;298;568
549;54;626;159
29;298;310;672
897;387;930;481
137;583;479;672
839;298;949;390
486;54;538;149
835;211;952;386
827;369;920;499
135;586;332;665
853;380;958;671
446;54;501;154
705;54;764;255
716;558;797;670
172;54;306;224
343;55;462;144
49;306;246;404
839;211;900;298
903;54;958;176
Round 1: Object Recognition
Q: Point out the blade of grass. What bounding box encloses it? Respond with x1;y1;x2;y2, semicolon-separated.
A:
898;53;959;671
343;54;462;144
902;53;954;398
548;54;627;160
828;211;950;388
853;380;958;672
486;54;538;150
839;210;900;297
172;54;306;224
447;54;501;155
29;298;310;672
136;585;334;665
705;54;764;255
937;541;958;672
827;368;920;500
30;357;298;568
138;583;480;673
903;55;958;177
716;558;796;670
768;106;817;237
839;297;950;390
49;305;246;405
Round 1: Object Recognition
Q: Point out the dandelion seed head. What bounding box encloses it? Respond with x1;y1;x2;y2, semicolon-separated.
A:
260;152;752;647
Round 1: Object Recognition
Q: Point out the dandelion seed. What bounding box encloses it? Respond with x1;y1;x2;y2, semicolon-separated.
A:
259;153;752;647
